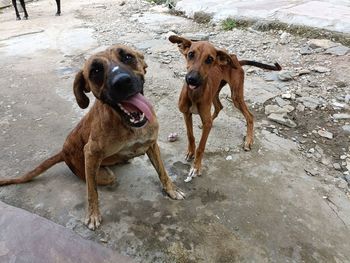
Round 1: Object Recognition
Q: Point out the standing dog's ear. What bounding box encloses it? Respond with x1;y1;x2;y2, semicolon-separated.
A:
169;35;192;56
73;70;90;109
216;49;238;69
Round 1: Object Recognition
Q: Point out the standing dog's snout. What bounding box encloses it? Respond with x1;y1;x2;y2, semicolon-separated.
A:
110;73;132;89
185;71;202;87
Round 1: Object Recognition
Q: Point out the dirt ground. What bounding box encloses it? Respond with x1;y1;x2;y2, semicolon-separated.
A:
0;0;350;262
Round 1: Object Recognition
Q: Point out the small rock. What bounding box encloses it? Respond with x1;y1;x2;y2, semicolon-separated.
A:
312;66;330;73
183;33;209;41
278;70;294;81
308;148;315;154
300;45;313;55
296;97;321;110
296;103;305;112
267;113;297;128
298;69;311;75
264;105;286;115
345;94;350;104
332;101;346;109
226;155;233;161
119;1;126;6
283;105;295;113
333;163;342;171
167;133;178;142
275;97;290;107
336;179;348;189
340;155;347;160
325;45;350;56
333;113;350;120
224;147;230;152
317;130;333;139
308;39;336;49
342;125;350;134
279;32;291;44
281;93;293;99
336;81;347;88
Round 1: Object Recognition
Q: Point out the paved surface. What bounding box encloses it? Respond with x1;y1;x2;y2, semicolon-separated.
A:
175;0;350;34
0;0;350;262
0;201;133;263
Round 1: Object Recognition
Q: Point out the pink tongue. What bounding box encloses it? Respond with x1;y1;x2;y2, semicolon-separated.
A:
189;85;197;90
123;93;153;122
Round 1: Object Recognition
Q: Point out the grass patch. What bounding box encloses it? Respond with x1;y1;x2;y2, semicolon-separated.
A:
193;11;212;24
222;18;237;31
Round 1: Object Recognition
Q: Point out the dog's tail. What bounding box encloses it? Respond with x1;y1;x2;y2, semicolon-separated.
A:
0;151;64;186
239;60;282;71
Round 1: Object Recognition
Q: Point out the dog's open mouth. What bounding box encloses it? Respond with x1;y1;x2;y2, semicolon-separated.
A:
117;93;153;128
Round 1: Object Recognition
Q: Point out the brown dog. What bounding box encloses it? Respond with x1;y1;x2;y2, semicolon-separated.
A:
169;35;281;182
0;45;184;230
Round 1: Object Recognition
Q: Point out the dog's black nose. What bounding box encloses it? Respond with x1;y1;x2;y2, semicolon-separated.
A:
111;73;132;88
185;71;202;87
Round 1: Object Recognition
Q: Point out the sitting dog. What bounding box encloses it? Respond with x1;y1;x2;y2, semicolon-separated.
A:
0;45;184;230
12;0;61;20
169;35;282;182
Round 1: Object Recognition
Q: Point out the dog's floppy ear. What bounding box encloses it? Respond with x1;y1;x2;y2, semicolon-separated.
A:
216;49;237;69
73;70;90;109
169;35;192;55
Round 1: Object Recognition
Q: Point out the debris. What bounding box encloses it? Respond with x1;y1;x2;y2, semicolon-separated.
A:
333;113;350;120
167;132;178;142
325;45;350;56
308;39;336;49
267;113;297;128
333;163;342;171
317;130;333;139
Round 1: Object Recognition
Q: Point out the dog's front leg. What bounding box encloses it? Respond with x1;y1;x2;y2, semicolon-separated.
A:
146;143;185;200
84;142;103;230
186;105;212;182
183;112;196;161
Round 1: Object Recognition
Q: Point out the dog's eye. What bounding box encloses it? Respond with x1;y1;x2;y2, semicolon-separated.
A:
89;62;104;83
188;51;195;59
122;53;135;64
205;56;214;64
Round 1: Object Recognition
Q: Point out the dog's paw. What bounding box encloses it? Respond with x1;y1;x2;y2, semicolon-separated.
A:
185;152;195;162
184;167;201;182
243;136;253;151
84;211;102;231
166;187;186;200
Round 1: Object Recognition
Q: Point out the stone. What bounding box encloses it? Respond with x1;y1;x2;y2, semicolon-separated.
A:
336;179;348;189
325;45;350;56
281;93;292;99
283;105;295;113
300;45;312;55
345;175;350;183
335;81;347;88
317;130;333;139
333;163;342;170
342;125;350;134
279;32;291;44
296;97;321;110
308;148;315;154
312;66;330;73
183;33;209;41
298;69;311;75
308;39;336;49
267;113;297;128
265;105;288;115
278;70;294;81
333;113;350;120
226;155;233;161
345;94;350;104
296;103;305;112
275;97;290;107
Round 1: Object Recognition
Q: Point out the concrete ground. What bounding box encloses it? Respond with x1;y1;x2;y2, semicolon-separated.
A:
0;0;350;262
176;0;350;34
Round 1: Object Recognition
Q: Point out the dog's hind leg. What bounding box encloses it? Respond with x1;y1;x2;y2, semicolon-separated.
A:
212;92;223;121
19;0;28;19
12;0;21;20
229;78;254;151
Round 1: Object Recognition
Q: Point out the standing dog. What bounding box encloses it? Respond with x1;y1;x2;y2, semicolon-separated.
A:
0;45;184;230
169;35;281;182
12;0;61;20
